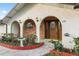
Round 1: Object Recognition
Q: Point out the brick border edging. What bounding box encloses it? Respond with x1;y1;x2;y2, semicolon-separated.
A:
0;42;44;50
50;50;77;56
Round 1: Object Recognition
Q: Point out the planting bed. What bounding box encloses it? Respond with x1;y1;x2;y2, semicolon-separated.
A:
0;42;44;50
44;50;77;56
50;50;76;56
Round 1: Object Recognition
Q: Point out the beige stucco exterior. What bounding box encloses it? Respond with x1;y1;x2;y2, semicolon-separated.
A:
0;25;6;36
1;3;79;49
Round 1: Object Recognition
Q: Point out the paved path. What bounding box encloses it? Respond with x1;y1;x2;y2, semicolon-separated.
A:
0;42;54;56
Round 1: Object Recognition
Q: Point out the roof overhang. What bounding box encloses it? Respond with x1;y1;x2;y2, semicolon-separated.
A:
2;3;26;24
2;3;78;24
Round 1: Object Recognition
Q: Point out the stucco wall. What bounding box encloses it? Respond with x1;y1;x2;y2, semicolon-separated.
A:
0;25;6;36
11;22;20;37
6;4;79;49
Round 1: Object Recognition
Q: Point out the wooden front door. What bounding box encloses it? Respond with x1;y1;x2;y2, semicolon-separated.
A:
45;20;59;39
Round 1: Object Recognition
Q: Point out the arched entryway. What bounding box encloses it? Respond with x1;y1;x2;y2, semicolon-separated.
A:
40;16;62;40
11;21;20;37
23;19;36;38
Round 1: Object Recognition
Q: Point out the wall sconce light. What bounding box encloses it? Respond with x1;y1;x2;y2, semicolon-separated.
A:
36;17;38;19
36;17;39;22
36;20;39;22
19;20;22;23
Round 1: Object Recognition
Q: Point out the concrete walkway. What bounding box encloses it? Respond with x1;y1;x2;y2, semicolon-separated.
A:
0;42;54;56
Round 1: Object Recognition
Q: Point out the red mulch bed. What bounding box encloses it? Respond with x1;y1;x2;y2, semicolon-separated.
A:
0;42;44;50
50;50;77;56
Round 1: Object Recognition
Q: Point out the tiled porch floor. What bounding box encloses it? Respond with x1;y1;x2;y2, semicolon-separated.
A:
0;42;54;56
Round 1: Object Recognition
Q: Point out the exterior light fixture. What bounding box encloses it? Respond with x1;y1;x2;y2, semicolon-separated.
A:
36;17;38;19
19;20;22;23
36;17;39;22
36;20;39;22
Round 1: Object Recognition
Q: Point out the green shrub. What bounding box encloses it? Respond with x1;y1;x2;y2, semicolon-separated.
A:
73;37;79;55
26;34;37;44
0;34;37;46
29;34;36;43
0;36;19;46
52;41;64;52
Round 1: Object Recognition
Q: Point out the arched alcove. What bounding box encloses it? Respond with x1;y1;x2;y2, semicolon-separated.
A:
40;16;62;40
11;21;20;37
23;19;36;38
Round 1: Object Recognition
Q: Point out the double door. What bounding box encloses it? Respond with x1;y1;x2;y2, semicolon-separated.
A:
44;20;59;39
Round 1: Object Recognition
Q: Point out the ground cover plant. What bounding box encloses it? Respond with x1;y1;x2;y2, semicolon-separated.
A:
0;34;38;46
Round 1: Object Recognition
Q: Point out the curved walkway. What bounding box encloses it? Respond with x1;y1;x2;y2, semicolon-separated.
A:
0;42;54;56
